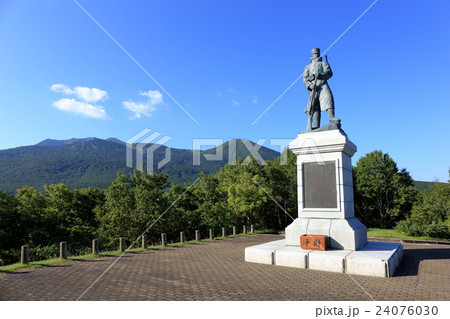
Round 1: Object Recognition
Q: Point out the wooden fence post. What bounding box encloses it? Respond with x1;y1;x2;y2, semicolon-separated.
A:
21;245;29;264
195;230;200;241
243;225;247;234
60;241;67;259
92;239;99;255
161;233;167;247
142;235;147;249
251;224;255;233
222;227;226;238
233;226;237;235
209;229;214;240
119;237;126;252
180;231;186;243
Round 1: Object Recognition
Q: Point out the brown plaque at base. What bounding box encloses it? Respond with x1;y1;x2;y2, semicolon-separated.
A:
300;234;328;251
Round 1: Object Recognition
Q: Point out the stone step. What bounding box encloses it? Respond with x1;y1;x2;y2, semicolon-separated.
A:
245;240;403;277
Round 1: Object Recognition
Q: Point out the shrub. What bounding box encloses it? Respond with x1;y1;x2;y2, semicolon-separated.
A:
0;249;20;266
29;244;59;262
423;223;450;238
396;220;449;239
396;219;421;237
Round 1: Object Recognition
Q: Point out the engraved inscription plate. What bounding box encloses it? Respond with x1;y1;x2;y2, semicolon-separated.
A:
303;161;337;208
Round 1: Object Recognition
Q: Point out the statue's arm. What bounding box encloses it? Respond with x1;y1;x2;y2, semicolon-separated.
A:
302;65;311;89
319;62;333;81
303;65;315;90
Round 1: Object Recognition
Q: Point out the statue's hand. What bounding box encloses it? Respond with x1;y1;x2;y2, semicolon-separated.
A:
307;74;315;81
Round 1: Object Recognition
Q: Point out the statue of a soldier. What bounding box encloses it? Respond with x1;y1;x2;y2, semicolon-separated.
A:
303;48;339;130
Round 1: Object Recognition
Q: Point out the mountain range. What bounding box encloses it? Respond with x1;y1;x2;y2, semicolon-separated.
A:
0;138;280;194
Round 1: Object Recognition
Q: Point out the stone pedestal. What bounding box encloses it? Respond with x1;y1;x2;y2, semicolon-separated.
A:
244;128;403;277
286;129;367;250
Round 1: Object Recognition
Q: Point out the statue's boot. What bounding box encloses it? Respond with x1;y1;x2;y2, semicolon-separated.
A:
327;109;340;122
312;110;321;129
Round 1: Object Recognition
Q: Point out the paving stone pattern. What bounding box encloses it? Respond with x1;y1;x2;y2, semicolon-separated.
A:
0;234;448;301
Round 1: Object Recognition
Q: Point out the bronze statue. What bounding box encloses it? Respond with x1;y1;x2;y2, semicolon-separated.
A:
303;48;340;131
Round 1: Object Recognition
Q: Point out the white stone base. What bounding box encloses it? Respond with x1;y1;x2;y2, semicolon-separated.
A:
244;240;403;277
309;250;351;273
346;242;404;277
285;217;367;250
244;239;285;264
275;246;310;268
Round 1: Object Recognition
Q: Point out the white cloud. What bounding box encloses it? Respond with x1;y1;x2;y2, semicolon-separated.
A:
140;90;163;105
50;84;108;103
231;99;240;106
50;84;73;95
123;90;164;119
52;98;109;120
73;86;108;103
123;101;157;119
50;83;110;119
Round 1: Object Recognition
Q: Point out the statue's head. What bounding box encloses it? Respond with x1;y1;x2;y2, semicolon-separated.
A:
310;48;322;62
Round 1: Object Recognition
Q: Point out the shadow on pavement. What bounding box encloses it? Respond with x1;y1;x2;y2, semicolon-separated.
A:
395;247;450;277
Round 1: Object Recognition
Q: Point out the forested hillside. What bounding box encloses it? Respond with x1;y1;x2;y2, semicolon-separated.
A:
0;138;280;193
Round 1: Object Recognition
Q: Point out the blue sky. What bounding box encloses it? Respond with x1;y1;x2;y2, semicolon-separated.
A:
0;0;449;182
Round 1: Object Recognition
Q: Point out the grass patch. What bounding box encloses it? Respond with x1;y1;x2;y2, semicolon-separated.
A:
0;257;73;274
367;228;450;242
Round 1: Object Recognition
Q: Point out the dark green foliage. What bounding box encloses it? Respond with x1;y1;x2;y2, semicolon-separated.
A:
0;185;105;265
0;191;24;265
396;182;449;238
29;244;59;262
0;249;20;266
353;150;418;228
396;220;449;238
163;182;201;242
262;149;297;228
0;192;23;251
193;173;228;231
408;182;449;225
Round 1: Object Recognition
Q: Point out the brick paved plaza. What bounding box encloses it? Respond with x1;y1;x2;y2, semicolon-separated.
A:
0;234;449;301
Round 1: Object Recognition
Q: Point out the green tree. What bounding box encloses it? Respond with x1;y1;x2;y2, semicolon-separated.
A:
96;172;136;247
263;148;297;228
217;157;270;227
410;182;449;224
164;182;201;241
396;182;449;238
193;173;229;231
131;170;169;243
76;187;105;231
38;184;101;249
96;171;169;246
0;191;22;265
15;186;49;245
353;150;417;228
